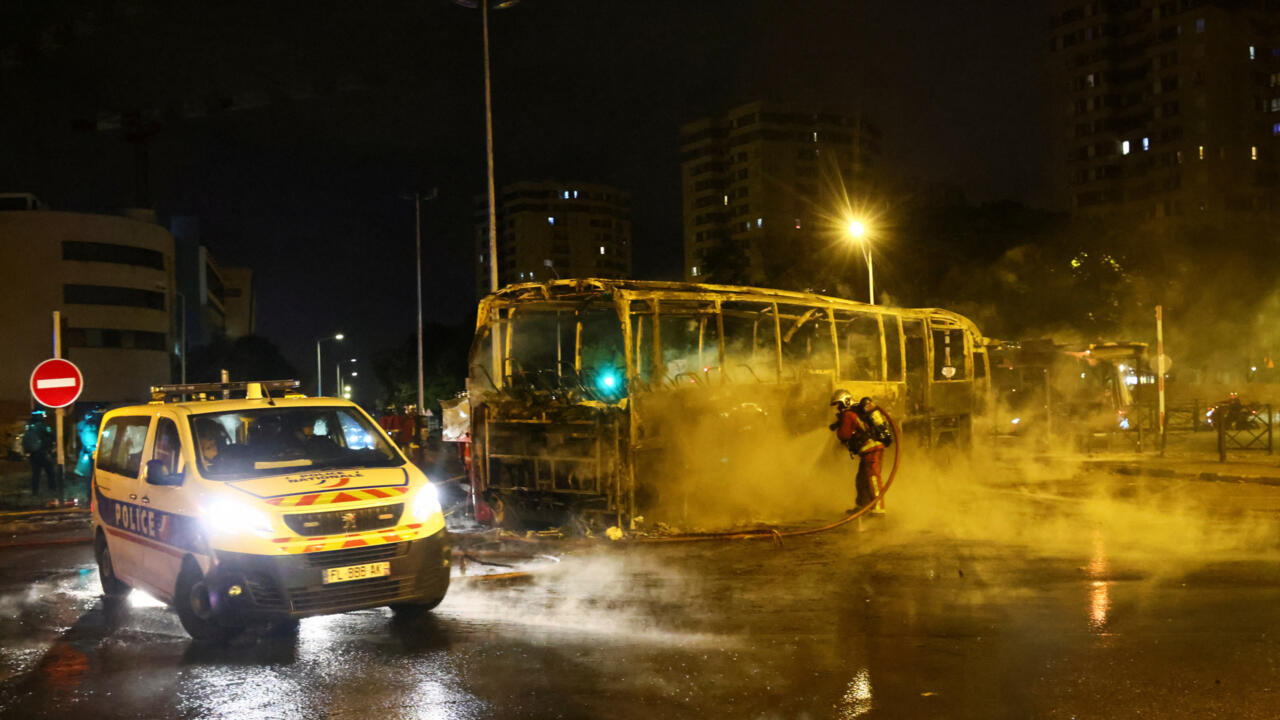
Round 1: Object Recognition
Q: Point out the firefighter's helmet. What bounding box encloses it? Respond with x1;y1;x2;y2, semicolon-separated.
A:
830;389;855;410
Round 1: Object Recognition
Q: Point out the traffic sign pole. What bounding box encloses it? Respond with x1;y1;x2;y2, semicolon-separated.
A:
53;311;65;496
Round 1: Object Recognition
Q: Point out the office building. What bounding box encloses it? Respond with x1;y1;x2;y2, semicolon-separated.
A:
0;197;175;413
1049;1;1280;242
475;180;631;292
680;101;882;285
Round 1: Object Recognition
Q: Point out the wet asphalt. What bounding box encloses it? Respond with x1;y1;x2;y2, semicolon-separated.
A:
1;465;1279;719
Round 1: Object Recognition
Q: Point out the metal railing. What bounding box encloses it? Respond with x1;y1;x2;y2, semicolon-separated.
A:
1217;403;1273;460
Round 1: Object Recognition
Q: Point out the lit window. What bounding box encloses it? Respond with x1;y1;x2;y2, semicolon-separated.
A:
1271;98;1280;113
723;194;729;206
1252;146;1259;160
572;190;579;198
1195;18;1204;33
794;218;802;229
1121;140;1131;155
1142;137;1149;151
548;216;555;225
811;131;818;142
599;246;605;255
756;217;763;228
1273;123;1280;135
1251;46;1257;60
1198;145;1205;159
1176;150;1184;164
562;191;570;199
691;266;699;277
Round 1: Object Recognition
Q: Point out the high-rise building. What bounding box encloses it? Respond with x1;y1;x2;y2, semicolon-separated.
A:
680;101;882;286
475;180;631;292
1049;2;1280;234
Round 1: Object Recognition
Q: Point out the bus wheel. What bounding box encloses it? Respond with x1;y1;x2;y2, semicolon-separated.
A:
94;532;131;598
174;559;237;643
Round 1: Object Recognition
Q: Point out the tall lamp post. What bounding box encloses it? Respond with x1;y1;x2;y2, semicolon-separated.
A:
452;0;520;293
404;189;438;415
847;219;874;305
315;333;344;396
175;290;187;383
453;0;520;393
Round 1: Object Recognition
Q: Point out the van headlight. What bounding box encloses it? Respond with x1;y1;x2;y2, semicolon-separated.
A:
202;498;273;537
410;483;442;521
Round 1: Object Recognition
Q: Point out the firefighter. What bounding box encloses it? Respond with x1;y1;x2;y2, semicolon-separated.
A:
830;390;893;514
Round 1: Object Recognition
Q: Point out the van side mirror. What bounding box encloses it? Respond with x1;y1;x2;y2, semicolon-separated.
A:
145;459;183;486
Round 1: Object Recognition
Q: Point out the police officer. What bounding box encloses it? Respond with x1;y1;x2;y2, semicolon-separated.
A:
21;412;55;496
830;390;893;514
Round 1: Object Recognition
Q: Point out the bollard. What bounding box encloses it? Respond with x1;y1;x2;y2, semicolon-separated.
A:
1218;414;1226;463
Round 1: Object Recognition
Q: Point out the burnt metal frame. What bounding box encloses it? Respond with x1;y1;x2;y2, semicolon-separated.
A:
471;279;989;525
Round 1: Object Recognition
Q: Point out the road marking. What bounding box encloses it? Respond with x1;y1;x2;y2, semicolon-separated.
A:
36;377;77;389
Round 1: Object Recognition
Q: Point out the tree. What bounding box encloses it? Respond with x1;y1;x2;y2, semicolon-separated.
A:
372;324;472;414
698;234;752;286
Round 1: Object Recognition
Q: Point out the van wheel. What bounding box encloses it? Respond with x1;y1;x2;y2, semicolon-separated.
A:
390;595;445;619
94;532;131;598
174;560;237;643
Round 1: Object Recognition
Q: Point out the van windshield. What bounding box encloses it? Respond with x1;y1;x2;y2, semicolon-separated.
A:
189;406;402;479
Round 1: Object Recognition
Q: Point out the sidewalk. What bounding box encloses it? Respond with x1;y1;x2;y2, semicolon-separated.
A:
0;464;91;542
1058;430;1280;485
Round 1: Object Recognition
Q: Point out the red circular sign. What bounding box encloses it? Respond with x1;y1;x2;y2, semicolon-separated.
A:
30;358;84;408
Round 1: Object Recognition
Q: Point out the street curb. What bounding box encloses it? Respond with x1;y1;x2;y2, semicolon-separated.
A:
0;507;90;519
0;535;92;551
1091;461;1280;487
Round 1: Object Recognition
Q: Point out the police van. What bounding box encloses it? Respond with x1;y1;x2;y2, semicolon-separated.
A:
91;380;450;641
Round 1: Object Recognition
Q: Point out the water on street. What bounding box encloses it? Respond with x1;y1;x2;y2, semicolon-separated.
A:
1;459;1278;719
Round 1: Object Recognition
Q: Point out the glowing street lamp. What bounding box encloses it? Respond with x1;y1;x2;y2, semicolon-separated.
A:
315;333;344;396
846;218;874;305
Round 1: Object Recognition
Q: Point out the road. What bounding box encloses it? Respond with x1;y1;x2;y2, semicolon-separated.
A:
1;461;1278;719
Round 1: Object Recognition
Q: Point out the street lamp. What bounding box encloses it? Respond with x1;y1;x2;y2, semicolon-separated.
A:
846;218;874;305
315;333;344;396
403;189;438;416
452;0;520;293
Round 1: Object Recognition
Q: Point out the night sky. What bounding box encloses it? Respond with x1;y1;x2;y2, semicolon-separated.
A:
1;0;1052;383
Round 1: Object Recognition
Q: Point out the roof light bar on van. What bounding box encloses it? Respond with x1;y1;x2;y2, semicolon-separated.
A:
150;379;303;402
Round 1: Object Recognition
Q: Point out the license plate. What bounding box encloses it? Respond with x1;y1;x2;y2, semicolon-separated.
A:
322;561;391;584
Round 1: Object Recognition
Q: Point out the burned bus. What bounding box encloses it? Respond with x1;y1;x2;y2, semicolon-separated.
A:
466;279;989;529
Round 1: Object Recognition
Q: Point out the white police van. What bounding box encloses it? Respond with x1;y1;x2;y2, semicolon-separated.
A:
91;380;450;641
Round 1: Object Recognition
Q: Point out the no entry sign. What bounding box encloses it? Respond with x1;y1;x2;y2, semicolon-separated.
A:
30;358;84;408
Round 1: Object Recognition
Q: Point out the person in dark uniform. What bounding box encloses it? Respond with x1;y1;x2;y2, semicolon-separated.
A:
21;412;56;496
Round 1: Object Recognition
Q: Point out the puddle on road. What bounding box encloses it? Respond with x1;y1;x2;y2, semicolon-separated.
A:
442;551;735;650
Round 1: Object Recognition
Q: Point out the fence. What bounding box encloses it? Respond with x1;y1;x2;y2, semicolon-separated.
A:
1217;403;1273;460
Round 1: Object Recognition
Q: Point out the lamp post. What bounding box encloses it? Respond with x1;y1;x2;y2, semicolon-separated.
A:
175;290;187;383
847;219;874;305
315;333;344;396
453;0;520;393
403;189;438;416
452;0;520;293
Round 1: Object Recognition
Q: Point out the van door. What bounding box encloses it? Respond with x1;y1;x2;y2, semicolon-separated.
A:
136;415;204;597
93;415;153;587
